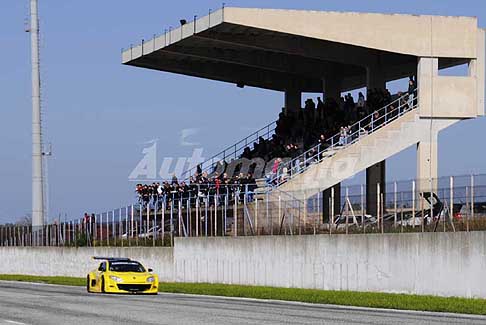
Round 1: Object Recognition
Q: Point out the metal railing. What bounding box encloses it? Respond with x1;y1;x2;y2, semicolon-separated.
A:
181;120;278;179
121;4;227;58
270;90;418;186
2;174;486;247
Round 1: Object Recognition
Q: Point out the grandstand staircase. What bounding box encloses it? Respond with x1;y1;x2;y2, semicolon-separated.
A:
277;109;459;199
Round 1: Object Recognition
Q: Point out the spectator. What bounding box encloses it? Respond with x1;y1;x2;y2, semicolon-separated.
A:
408;76;416;109
357;92;366;120
272;158;281;182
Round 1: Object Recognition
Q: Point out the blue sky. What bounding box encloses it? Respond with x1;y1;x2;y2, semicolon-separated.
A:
0;0;485;223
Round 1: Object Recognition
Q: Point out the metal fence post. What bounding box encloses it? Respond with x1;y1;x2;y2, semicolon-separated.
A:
100;213;104;244
205;196;209;237
450;176;454;232
317;191;320;230
471;175;475;221
152;219;155;247
170;198;174;245
430;178;433;233
265;191;269;235
146;204;150;245
394;182;398;227
214;195;218;237
178;199;182;238
224;193;228;236
303;192;307;235
106;213;110;247
162;199;166;243
331;186;335;235
139;203;143;239
381;192;384;234
421;189;425;233
120;207;128;247
466;186;470;232
187;197;191;237
412;180;416;228
234;194;238;237
376;183;381;233
130;205;134;242
254;194;258;235
400;191;404;233
112;210;115;246
278;195;282;235
361;184;365;234
154;200;158;242
345;187;349;235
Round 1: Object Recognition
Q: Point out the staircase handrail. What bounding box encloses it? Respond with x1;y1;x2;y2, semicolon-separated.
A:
181;119;278;179
271;90;418;187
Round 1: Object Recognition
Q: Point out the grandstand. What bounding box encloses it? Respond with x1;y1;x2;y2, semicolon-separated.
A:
2;7;486;248
122;7;485;219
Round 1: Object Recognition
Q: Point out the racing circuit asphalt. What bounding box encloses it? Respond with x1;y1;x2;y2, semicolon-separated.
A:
1;281;486;325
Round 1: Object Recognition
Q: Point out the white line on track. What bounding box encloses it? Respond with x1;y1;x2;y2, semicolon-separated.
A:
1;320;28;325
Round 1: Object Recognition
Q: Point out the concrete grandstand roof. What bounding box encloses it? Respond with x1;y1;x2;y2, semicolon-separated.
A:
122;7;479;92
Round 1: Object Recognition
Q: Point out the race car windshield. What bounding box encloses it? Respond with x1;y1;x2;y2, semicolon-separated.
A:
109;262;145;272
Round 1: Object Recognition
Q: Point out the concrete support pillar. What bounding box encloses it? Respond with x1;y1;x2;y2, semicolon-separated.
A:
417;132;438;193
323;77;342;101
366;65;387;217
470;28;485;116
417;57;438;117
323;183;341;223
416;57;440;194
366;65;386;90
366;161;386;217
284;90;302;113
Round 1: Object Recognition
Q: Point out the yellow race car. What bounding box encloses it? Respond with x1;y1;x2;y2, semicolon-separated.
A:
87;257;158;294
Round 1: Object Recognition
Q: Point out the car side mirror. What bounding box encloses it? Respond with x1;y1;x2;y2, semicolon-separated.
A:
148;268;153;272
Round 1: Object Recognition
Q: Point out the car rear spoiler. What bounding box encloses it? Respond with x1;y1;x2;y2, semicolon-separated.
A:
92;256;131;262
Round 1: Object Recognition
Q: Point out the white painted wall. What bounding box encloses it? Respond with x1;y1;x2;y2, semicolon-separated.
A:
0;247;174;281
2;232;486;298
174;232;486;298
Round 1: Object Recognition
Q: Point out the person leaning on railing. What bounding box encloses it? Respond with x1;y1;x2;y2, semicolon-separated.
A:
407;76;417;109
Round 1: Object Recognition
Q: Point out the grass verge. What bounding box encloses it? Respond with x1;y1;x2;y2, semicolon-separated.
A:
1;274;485;316
0;274;85;287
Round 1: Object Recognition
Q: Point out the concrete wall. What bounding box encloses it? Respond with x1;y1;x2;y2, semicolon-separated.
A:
418;57;480;118
0;247;174;281
477;29;486;116
225;8;478;58
173;233;486;298
2;232;486;298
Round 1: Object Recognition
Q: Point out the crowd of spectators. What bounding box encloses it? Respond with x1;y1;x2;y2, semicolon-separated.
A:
240;78;416;168
135;78;417;202
135;170;257;206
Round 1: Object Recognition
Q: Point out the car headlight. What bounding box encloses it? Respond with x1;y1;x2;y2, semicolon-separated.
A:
147;276;155;283
110;276;123;283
